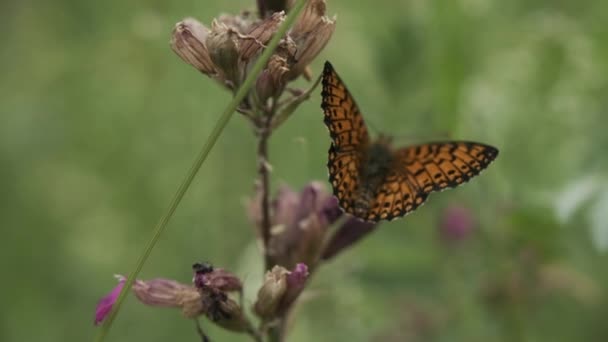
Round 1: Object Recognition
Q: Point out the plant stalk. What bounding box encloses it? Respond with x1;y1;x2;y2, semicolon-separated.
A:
93;1;308;341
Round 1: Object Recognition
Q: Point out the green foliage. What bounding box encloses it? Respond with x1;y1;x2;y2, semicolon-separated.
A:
2;0;607;341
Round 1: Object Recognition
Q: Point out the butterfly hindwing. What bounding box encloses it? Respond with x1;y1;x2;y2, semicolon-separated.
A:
396;142;499;192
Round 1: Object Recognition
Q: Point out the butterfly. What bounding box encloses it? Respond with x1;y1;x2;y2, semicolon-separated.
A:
320;61;499;222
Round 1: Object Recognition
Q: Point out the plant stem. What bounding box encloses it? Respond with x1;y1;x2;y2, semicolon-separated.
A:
94;1;308;341
258;116;273;270
267;311;290;342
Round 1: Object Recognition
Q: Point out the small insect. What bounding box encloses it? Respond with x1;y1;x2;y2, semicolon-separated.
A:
321;61;498;222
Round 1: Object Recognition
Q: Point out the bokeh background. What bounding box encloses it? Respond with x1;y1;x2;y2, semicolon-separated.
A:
2;0;608;341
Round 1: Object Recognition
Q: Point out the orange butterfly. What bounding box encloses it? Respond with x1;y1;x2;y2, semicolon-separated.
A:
321;61;498;222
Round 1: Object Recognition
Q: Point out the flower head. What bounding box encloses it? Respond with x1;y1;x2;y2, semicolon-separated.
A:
171;0;335;112
248;182;335;269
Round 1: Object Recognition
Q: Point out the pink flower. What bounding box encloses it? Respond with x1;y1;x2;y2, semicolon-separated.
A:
440;205;475;243
94;276;125;326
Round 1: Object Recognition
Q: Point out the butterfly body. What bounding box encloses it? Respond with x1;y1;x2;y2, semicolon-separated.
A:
353;140;394;217
321;61;498;222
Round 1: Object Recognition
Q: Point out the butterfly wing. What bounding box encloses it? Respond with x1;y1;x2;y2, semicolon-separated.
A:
321;62;370;212
365;142;499;221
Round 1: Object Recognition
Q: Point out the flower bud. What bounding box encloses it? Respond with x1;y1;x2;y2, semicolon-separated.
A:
287;0;335;80
253;265;289;319
253;264;309;320
254;55;289;104
279;263;309;311
93;276;125;325
170;18;217;77
206;20;241;87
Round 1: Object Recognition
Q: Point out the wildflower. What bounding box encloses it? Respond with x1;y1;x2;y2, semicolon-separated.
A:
248;182;334;269
93;275;125;325
439;205;475;243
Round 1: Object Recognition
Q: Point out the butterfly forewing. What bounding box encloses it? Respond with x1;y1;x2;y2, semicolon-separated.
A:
321;61;370;212
321;62;499;222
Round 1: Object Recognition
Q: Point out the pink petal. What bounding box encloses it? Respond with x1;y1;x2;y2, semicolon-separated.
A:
94;278;125;326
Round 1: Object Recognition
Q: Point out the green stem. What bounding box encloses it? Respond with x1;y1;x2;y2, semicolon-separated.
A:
94;1;308;341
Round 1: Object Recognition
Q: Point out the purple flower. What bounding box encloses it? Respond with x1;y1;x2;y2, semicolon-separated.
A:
440;205;475;243
320;196;378;260
94;276;125;326
248;182;335;269
280;263;309;309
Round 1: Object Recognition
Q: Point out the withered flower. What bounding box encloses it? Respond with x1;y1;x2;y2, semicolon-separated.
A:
171;0;335;111
287;0;335;80
193;263;251;333
198;286;251;332
193;262;243;293
170;18;218;79
131;277;203;318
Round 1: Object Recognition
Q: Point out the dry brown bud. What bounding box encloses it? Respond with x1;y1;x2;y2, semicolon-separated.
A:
206;20;242;87
287;0;335;80
240;12;285;61
255;55;289;103
170;18;217;77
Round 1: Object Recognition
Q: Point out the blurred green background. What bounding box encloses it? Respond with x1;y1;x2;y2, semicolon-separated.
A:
2;0;608;341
